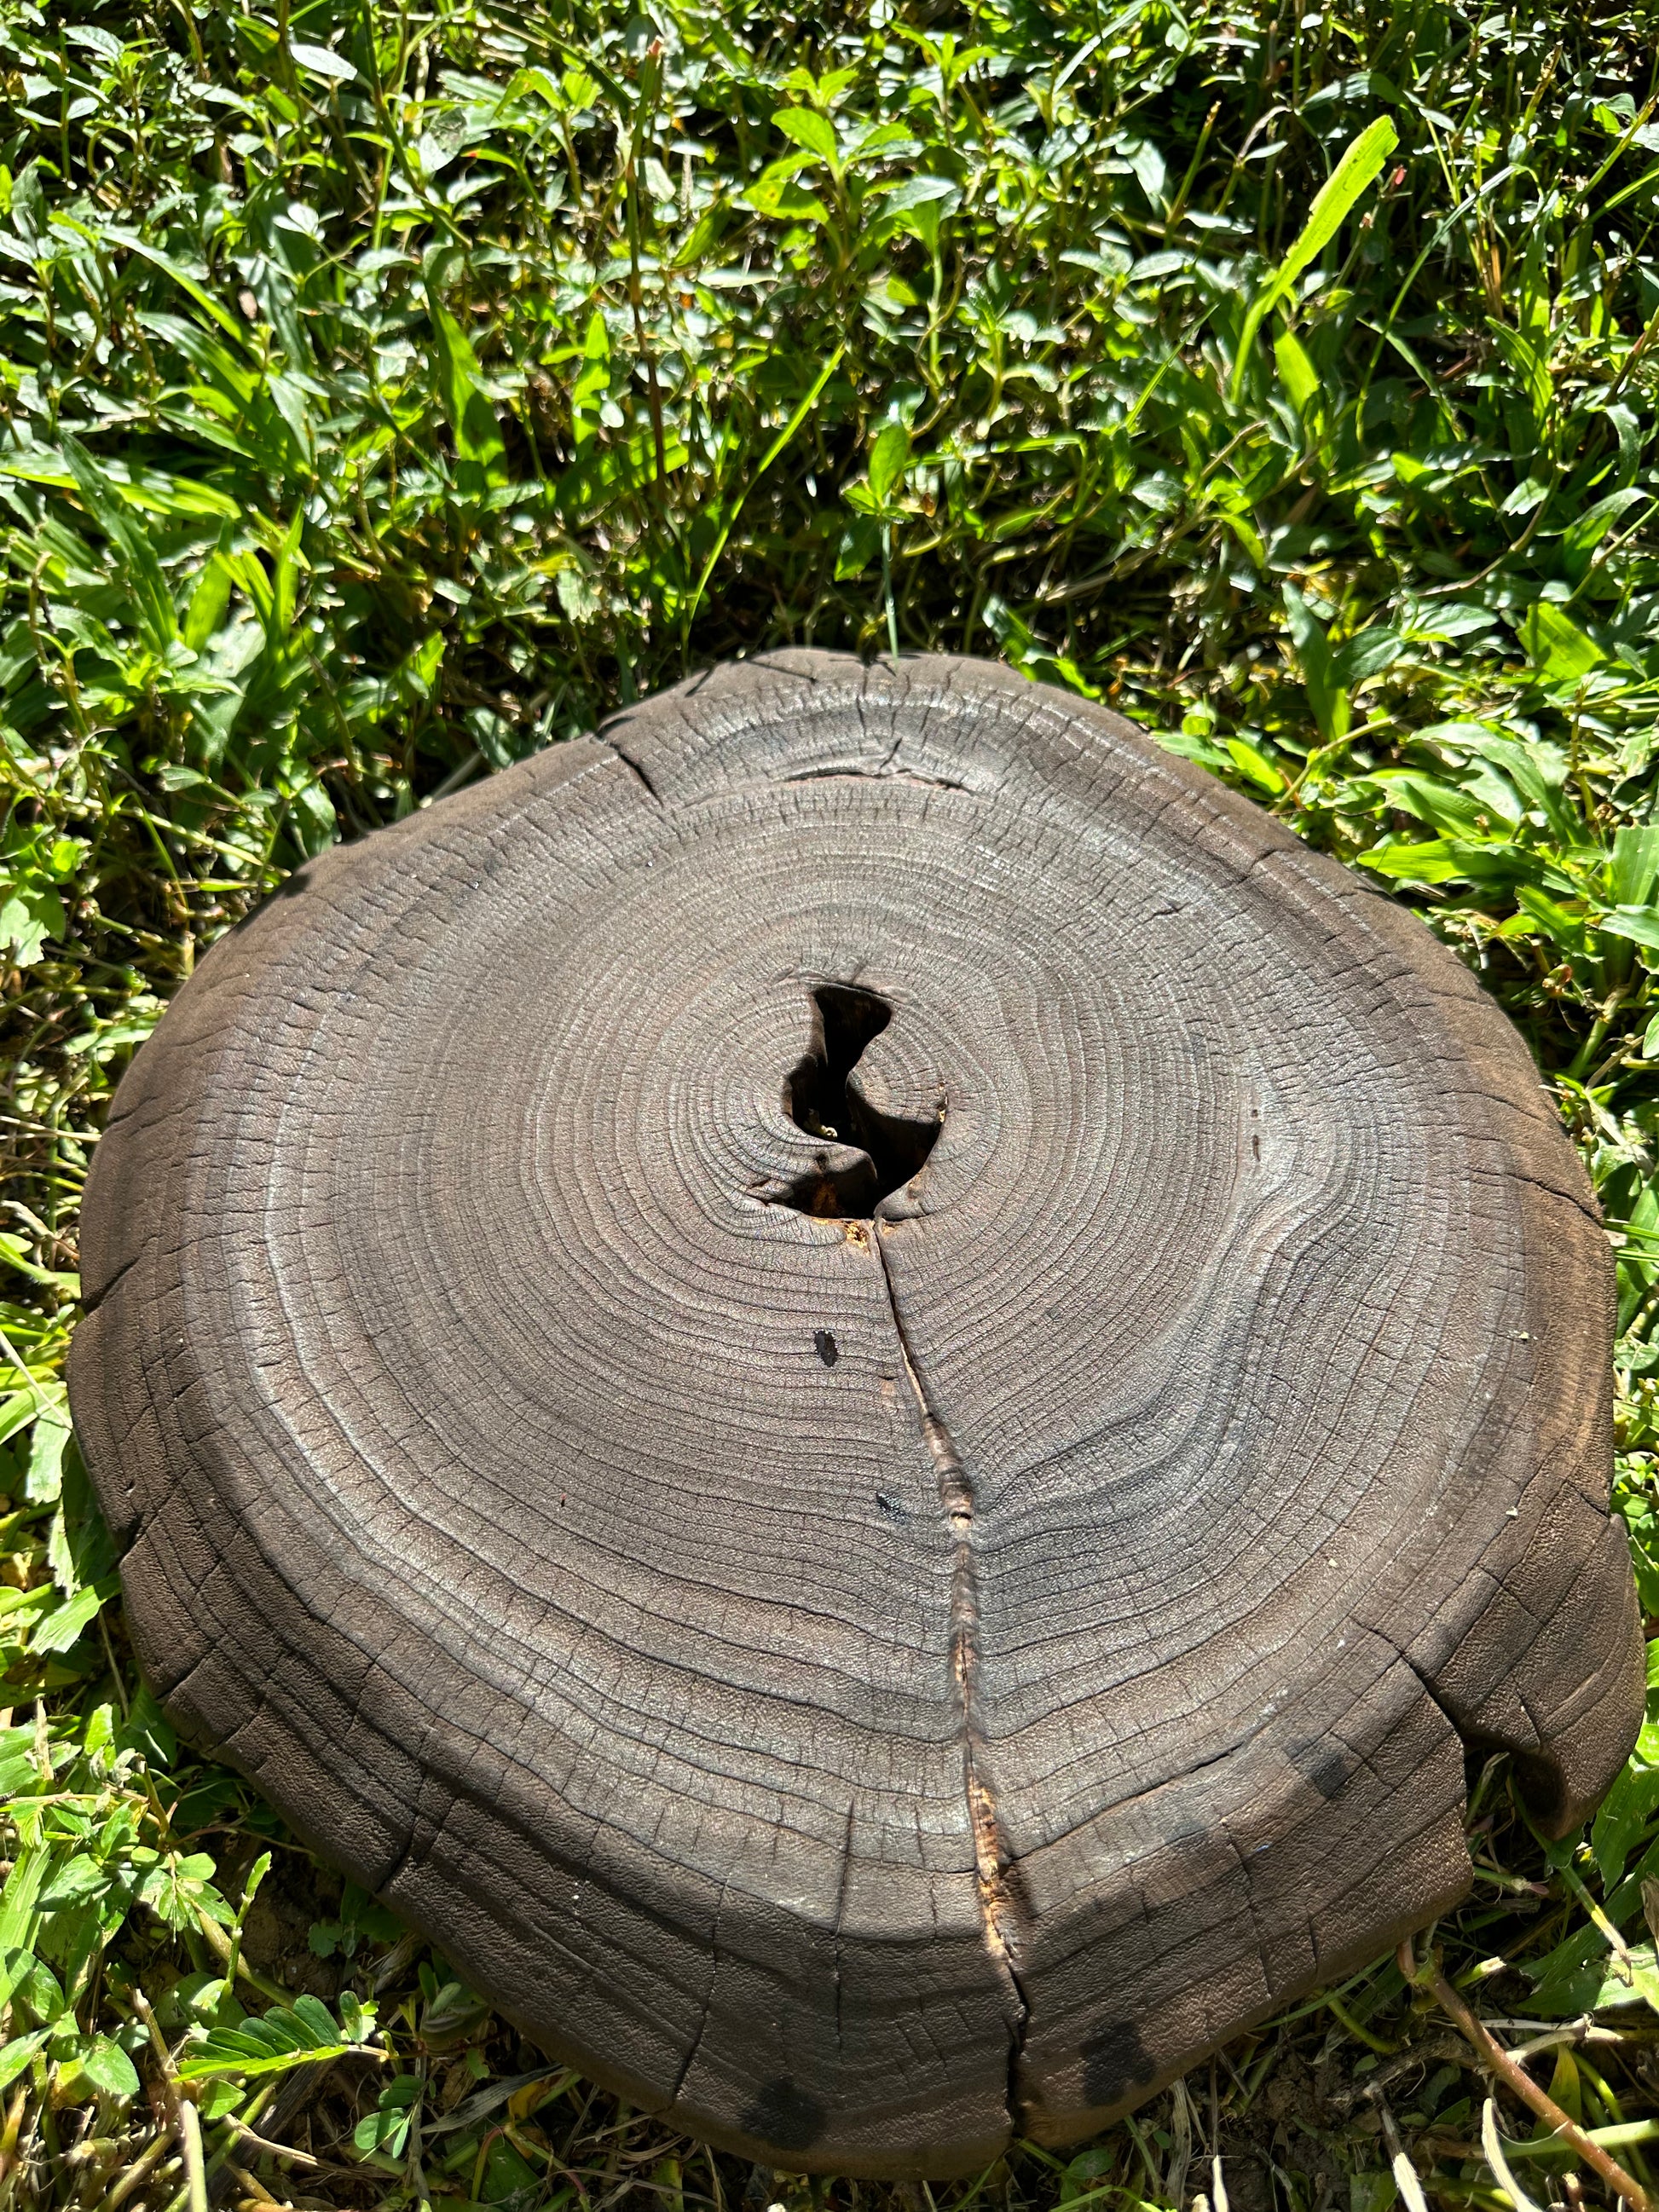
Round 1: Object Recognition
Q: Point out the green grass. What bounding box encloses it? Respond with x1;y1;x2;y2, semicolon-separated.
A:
3;0;1659;2205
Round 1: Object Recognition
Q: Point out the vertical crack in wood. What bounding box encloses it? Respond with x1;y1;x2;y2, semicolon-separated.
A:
669;1874;728;2107
832;1799;855;2062
872;1227;1031;2116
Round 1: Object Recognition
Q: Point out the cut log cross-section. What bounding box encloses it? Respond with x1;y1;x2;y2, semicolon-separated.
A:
69;650;1642;2177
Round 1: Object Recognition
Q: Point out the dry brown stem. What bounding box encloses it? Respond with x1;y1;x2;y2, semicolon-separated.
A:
1400;1938;1655;2212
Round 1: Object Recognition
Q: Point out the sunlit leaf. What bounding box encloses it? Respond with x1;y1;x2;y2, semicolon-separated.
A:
772;107;840;172
1230;115;1399;397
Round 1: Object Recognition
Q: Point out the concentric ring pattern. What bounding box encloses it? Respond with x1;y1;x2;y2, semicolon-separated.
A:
69;651;1642;2177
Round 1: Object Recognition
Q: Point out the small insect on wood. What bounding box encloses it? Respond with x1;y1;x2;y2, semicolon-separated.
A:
70;652;1641;2179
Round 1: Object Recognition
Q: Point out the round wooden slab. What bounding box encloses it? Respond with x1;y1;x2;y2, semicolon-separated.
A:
70;651;1641;2177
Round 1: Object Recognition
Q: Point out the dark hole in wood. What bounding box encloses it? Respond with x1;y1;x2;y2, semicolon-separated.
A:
782;984;941;1219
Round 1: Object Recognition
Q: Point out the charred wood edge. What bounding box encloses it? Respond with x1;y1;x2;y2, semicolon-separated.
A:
1400;1934;1656;2212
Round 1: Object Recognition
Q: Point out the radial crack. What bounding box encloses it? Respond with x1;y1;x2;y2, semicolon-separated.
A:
602;736;663;803
871;1229;1030;2107
1379;1632;1569;1827
832;1800;855;2061
669;1874;728;2106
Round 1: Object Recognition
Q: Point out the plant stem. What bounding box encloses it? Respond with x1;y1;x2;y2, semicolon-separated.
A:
1402;1938;1656;2212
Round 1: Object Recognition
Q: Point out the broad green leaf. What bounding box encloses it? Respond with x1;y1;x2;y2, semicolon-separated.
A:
1225;736;1285;792
1520;602;1604;684
0;2030;47;2092
58;2033;141;2101
1594;1761;1659;1891
178;1992;379;2082
37;1853;118;1913
1563;488;1647;583
743;160;829;222
266;373;315;466
0;1850;49;1951
32;1578;113;1655
1230;115;1399;397
0;1948;43;2014
868;421;910;506
835;516;880;580
1222;510;1266;571
183;544;236;654
1532;1939;1659;2017
1514;884;1591;954
0;1734;32;1796
1331;628;1403;685
1350;2172;1397;2212
355;2071;421;2158
26;1401;70;1505
0;1382;53;1447
1365;771;1487;836
849;120;914;165
571;309;610;448
14;1953;66;2024
1273;327;1320;415
1282;584;1349;744
0;881;67;966
556;430;688;520
95;226;249;346
1124;136;1167;208
1361;838;1517;887
289;40;357;82
1599;908;1659;952
1593;1637;1659;1894
275;510;303;638
1402;604;1499;642
1488;322;1552;445
425;287;509;494
772;107;840;173
61;436;178;652
0;451;239;519
1611;824;1659;910
668;197;731;267
1430;725;1579;844
1525;1826;1659;2014
867;174;959;250
136;1849;232;1931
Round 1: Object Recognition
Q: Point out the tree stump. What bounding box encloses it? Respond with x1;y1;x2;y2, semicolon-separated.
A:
70;651;1642;2177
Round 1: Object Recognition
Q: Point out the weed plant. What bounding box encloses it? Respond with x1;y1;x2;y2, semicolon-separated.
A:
3;2;1659;2209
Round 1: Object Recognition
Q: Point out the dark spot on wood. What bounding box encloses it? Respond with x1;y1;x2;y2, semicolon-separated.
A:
742;2076;826;2153
815;1329;839;1366
1293;1743;1350;1800
1081;2016;1156;2109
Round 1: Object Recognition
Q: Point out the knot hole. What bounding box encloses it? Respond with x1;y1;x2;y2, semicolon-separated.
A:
782;985;941;1220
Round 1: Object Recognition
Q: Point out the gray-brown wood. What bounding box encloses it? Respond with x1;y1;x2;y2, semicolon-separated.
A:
69;650;1642;2178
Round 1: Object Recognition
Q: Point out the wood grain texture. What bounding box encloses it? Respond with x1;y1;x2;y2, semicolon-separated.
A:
68;650;1642;2176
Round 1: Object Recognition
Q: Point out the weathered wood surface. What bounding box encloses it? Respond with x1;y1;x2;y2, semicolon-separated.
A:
69;650;1642;2177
